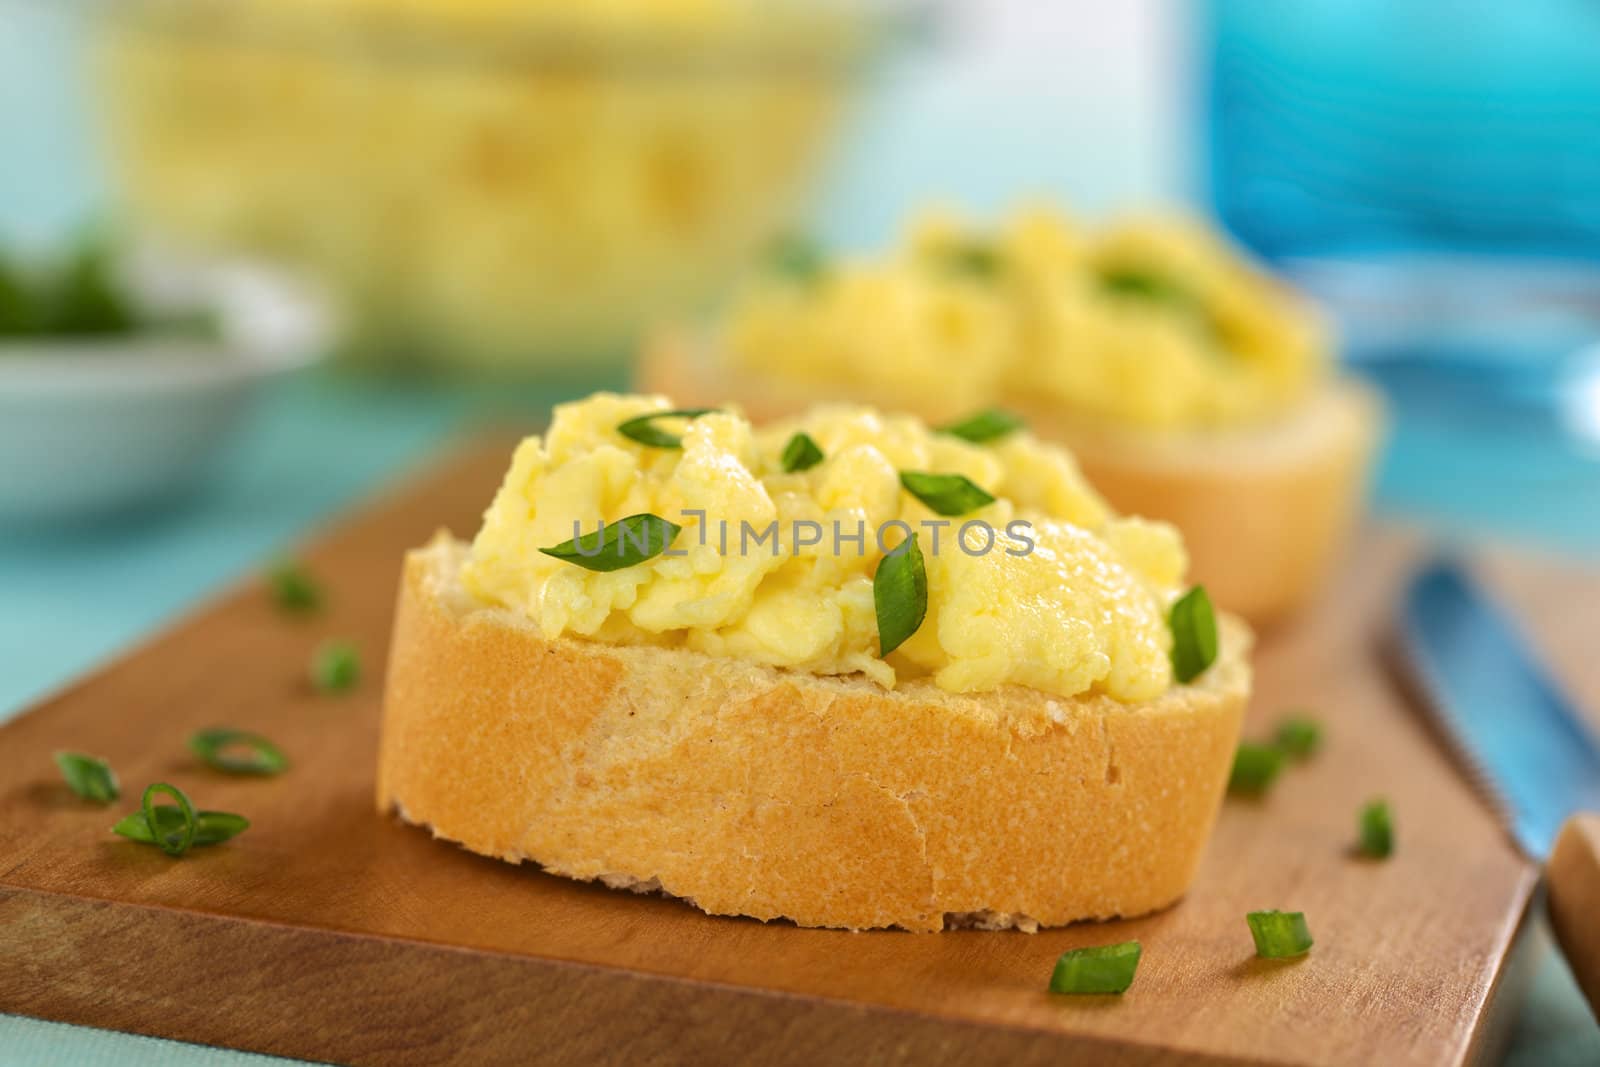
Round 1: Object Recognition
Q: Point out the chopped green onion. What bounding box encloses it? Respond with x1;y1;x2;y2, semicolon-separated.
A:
1228;742;1284;796
46;236;136;336
1099;266;1225;342
873;532;927;656
1274;715;1322;760
934;240;1003;279
311;640;361;693
1099;267;1193;306
1048;941;1142;995
780;432;824;473
1246;910;1313;958
539;513;683;573
0;256;39;334
899;471;996;517
53;751;119;803
189;728;289;776
265;558;322;615
113;803;250;851
126;783;198;856
616;408;717;449
111;810;162;846
189;810;251;845
1169;586;1219;683
765;233;826;284
1359;798;1394;859
0;234;214;341
940;409;1024;444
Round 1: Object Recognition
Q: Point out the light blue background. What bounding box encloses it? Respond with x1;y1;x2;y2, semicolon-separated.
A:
3;2;1598;1063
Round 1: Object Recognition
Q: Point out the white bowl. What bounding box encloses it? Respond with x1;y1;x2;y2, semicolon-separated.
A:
0;261;327;524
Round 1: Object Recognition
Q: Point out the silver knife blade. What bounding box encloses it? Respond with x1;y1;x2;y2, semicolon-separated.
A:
1398;558;1600;859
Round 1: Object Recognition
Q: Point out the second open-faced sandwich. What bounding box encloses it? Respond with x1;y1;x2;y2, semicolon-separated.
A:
378;394;1250;931
639;207;1382;623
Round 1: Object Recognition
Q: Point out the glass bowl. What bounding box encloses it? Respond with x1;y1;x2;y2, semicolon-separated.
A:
88;0;901;376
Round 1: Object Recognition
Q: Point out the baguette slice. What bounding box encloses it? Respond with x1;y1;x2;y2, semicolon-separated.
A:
638;330;1382;624
377;535;1251;932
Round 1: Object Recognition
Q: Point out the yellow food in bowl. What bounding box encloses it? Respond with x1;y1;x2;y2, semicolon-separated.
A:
93;0;866;370
461;393;1194;702
721;206;1329;429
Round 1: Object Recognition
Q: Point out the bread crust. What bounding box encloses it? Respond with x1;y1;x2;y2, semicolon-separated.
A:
377;539;1250;932
1046;383;1381;624
637;330;1382;624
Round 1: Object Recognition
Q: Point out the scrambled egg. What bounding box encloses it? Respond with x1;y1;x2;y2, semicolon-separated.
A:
462;394;1190;702
722;206;1329;430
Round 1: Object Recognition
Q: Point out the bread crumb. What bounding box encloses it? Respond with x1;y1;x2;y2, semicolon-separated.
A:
943;911;1040;934
600;873;664;895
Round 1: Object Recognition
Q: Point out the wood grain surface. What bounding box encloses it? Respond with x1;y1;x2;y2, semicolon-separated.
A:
0;436;1568;1067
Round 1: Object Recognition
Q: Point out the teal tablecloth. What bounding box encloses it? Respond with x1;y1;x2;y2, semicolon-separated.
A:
2;368;1598;1065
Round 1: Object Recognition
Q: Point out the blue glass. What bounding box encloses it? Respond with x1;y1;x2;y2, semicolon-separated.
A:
1206;0;1600;264
1204;0;1600;533
1205;0;1600;370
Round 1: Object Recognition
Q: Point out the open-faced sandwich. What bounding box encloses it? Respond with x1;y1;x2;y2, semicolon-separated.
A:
378;394;1250;931
638;207;1382;623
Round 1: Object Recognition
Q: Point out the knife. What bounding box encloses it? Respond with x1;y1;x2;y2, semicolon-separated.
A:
1398;559;1600;1018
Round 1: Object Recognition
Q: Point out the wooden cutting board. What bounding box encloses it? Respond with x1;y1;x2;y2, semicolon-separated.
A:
3;436;1581;1067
